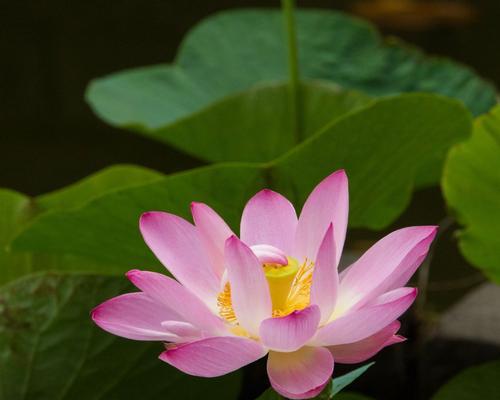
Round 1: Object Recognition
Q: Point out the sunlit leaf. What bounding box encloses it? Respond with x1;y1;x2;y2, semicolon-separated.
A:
443;105;500;283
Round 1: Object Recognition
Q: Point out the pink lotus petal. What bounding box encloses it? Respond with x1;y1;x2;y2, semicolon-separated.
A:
259;305;321;352
91;292;180;341
224;236;272;336
191;202;234;279
310;287;417;346
267;346;334;399
369;287;417;305
383;229;438;291
337;226;437;311
160;321;202;339
139;212;220;303
159;336;267;377
270;385;328;400
126;270;225;335
241;189;298;254
310;224;338;324
294;170;348;266
328;321;404;363
251;244;288;265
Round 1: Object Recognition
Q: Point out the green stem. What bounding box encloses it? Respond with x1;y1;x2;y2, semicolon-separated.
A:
281;0;301;142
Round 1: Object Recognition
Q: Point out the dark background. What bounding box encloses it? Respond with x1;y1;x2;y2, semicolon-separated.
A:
1;0;499;196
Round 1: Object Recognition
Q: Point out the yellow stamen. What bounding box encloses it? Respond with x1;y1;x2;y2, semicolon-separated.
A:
263;257;299;310
217;283;237;323
273;258;314;317
217;257;314;326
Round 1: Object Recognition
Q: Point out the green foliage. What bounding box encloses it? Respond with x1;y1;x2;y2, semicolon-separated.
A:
10;94;471;270
86;8;494;160
37;164;163;211
10;165;263;268
0;166;162;285
0;189;34;284
129;82;372;163
0;273;241;399
431;361;500;400
331;363;374;396
443;105;500;283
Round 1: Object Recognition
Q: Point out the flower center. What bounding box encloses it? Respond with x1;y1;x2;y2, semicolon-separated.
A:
263;258;299;310
217;257;314;324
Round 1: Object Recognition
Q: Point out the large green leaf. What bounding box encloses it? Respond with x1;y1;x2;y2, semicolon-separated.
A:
37;164;163;211
442;105;500;283
86;8;495;162
11;164;264;267
0;189;34;284
270;93;471;201
431;361;500;400
11;93;471;266
144;82;372;163
0;273;241;399
0;165;163;285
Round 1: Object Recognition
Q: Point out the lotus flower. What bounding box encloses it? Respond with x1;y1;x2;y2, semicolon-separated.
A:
92;170;437;399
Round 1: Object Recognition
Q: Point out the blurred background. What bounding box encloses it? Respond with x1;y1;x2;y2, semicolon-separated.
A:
1;0;499;195
1;1;499;399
